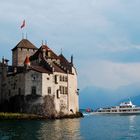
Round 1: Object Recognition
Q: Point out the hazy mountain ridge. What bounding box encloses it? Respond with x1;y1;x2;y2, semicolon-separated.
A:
118;95;140;106
80;83;140;109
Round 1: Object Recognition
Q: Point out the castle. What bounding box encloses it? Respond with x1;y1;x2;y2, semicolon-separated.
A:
0;38;79;116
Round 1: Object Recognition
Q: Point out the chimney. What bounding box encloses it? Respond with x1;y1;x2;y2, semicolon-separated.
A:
42;48;46;58
48;51;51;57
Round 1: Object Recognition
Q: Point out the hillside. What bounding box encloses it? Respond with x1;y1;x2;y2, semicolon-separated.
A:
79;83;140;109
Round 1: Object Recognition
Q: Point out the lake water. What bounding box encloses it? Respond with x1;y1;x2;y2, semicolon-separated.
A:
0;115;140;140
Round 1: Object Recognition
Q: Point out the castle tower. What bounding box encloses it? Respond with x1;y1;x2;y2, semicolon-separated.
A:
0;57;9;102
12;39;38;66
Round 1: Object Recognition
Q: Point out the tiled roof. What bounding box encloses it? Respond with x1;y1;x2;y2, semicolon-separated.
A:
12;39;38;51
51;62;67;73
7;66;25;75
59;54;70;66
30;45;59;61
29;48;42;61
7;65;52;75
41;45;58;59
29;65;52;74
59;54;72;73
24;56;30;65
41;44;50;50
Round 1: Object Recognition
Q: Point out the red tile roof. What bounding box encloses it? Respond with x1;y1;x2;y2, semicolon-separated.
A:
29;65;52;74
41;45;59;59
59;54;72;73
30;44;59;61
24;56;30;65
59;54;70;65
51;62;66;73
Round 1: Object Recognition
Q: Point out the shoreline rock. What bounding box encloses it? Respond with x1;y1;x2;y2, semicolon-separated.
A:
0;112;83;120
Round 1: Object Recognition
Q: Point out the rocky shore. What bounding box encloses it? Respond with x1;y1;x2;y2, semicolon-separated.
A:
0;112;83;120
0;95;83;120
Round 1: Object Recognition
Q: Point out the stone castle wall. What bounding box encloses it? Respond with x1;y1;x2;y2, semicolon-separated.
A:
68;67;79;113
0;39;79;117
24;70;42;96
12;48;36;66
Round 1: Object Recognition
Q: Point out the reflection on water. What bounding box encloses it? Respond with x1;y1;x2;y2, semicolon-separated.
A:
0;115;140;140
128;115;137;138
0;119;83;140
128;115;136;124
37;119;83;140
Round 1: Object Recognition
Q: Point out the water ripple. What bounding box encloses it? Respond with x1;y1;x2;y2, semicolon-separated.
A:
0;115;140;139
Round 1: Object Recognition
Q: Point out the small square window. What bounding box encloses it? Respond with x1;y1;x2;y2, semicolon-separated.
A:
31;86;36;95
48;87;51;94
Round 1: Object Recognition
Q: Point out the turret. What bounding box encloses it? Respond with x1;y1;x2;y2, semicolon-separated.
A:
2;57;9;65
71;55;73;66
12;39;37;66
24;56;30;68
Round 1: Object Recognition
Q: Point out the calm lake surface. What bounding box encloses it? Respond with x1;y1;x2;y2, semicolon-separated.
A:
0;115;140;140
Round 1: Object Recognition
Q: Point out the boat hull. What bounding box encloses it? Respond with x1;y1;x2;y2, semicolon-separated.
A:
93;111;140;115
92;101;140;115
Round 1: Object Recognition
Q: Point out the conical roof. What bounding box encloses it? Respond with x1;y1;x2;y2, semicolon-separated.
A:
59;54;70;65
24;56;30;65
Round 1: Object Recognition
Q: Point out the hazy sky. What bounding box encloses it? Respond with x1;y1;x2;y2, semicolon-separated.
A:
1;0;140;90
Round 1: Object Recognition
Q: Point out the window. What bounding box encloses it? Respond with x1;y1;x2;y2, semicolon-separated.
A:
31;86;36;95
59;86;68;94
65;77;68;82
62;86;64;94
60;86;63;94
57;90;60;98
48;87;51;94
60;75;62;81
65;87;68;94
18;88;21;95
31;74;38;81
60;75;68;82
54;75;58;84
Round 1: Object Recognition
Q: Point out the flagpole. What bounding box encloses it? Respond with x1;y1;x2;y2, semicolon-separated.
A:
26;33;28;39
22;32;24;39
60;48;63;54
20;20;25;40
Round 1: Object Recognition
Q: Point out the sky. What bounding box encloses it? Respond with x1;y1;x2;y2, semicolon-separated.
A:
1;0;140;91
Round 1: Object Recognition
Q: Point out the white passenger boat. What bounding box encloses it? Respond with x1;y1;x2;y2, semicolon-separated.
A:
95;101;140;114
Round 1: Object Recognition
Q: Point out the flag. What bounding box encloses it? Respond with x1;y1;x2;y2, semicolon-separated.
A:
20;20;25;29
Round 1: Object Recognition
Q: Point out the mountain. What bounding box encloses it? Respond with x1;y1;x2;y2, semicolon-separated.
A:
79;86;116;109
79;83;140;109
118;95;140;106
131;95;140;105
